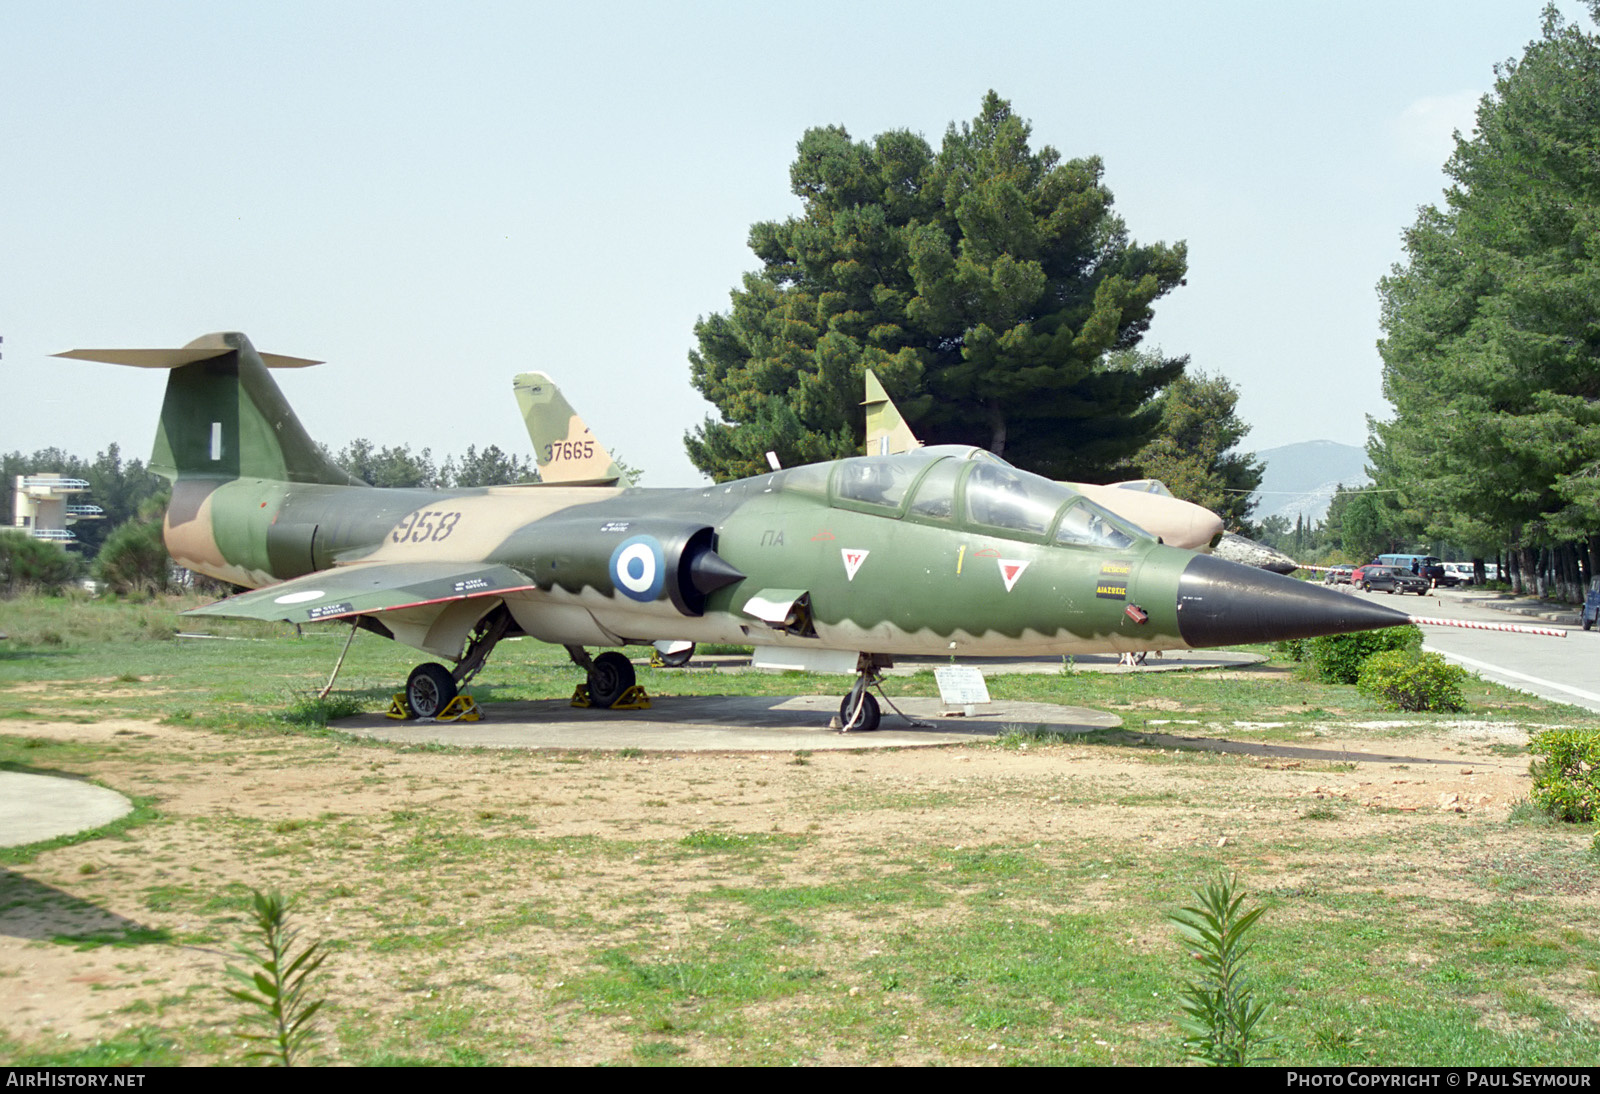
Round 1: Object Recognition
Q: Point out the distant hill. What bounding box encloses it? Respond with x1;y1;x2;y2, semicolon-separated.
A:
1248;441;1370;525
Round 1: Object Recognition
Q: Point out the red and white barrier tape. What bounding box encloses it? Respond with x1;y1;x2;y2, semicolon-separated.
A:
1408;615;1566;638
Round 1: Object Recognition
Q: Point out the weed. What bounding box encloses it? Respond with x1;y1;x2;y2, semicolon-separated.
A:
279;694;365;728
225;889;329;1066
996;724;1074;748
680;829;754;850
1168;873;1272;1066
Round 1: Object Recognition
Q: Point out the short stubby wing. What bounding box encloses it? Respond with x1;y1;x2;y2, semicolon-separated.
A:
183;561;536;626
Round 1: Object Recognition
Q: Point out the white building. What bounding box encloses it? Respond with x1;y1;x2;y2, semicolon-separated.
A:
12;474;103;543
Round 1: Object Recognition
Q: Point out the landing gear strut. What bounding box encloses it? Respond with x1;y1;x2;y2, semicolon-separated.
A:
839;653;893;733
401;605;515;719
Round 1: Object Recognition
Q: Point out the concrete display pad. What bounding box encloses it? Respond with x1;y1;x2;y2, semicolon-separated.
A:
339;694;1122;752
0;773;133;848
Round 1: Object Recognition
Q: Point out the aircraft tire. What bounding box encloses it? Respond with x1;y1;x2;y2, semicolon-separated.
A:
406;663;457;719
588;651;636;708
839;691;881;732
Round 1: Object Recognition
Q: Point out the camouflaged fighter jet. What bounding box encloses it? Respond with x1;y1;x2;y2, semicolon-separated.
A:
515;368;1224;669
58;331;1410;730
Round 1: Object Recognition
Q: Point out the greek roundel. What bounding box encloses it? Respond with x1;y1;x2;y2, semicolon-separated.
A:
610;535;665;602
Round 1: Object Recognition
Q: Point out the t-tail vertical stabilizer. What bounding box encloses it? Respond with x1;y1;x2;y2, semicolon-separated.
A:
513;371;631;485
56;332;360;589
54;331;357;487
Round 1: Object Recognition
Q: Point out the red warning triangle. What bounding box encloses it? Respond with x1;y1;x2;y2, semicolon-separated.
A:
998;558;1029;592
841;548;870;581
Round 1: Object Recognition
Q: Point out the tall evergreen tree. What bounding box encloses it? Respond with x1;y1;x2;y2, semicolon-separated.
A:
1374;4;1600;580
687;92;1188;482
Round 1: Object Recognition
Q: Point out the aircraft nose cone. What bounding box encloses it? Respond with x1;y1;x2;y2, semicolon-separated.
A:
1175;554;1411;648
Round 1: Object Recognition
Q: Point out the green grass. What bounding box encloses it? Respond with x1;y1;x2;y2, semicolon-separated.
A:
2;594;1599;1064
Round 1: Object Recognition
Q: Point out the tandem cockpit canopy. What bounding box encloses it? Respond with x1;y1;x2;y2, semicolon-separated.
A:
777;451;1154;548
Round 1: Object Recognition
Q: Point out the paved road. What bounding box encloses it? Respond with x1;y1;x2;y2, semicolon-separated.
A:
1343;585;1599;713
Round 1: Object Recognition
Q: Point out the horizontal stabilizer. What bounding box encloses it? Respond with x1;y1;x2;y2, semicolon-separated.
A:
54;347;322;369
184;561;535;625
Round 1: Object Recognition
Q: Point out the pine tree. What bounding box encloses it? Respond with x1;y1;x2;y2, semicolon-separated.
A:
687;93;1187;482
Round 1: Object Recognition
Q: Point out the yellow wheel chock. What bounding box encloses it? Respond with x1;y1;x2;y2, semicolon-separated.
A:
571;684;650;710
385;692;481;722
613;685;651;710
437;695;481;721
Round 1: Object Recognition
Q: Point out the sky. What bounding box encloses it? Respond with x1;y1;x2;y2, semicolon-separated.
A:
3;0;1591;487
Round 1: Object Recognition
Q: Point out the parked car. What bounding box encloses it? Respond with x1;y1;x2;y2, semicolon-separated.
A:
1323;564;1355;585
1360;566;1430;595
1378;553;1447;585
1442;562;1477;586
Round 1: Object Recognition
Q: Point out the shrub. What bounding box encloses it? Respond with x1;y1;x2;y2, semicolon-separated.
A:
1306;625;1422;684
0;530;81;596
1355;649;1467;712
94;517;171;595
1273;638;1308;662
1528;729;1600;823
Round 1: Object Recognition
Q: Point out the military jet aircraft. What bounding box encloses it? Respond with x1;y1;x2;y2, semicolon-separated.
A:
514;367;1225;668
58;332;1411;731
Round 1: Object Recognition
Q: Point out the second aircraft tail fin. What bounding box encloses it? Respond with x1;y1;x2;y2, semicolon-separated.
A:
862;370;923;456
513;372;632;486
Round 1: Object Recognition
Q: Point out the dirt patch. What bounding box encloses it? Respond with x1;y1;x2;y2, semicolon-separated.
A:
0;710;1557;1062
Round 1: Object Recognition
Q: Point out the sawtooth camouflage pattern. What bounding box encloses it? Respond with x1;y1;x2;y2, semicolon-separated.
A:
861;368;1224;551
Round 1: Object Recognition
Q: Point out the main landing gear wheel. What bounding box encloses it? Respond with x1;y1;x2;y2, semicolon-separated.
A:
406;663;457;719
839;690;881;732
587;651;636;708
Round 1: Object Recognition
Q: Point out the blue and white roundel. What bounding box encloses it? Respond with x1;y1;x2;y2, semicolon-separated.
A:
609;535;665;602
